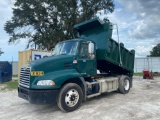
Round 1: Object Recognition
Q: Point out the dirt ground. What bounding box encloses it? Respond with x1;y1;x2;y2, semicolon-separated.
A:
0;76;160;120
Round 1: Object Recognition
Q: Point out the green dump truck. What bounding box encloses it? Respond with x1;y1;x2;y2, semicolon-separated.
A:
18;18;135;112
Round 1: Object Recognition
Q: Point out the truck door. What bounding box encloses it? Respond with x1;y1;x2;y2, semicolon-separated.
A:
77;42;96;76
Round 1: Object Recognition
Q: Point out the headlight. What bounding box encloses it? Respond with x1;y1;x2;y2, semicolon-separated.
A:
37;80;55;86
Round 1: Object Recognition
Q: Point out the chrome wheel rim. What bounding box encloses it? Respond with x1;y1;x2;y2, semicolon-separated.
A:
124;79;130;90
65;89;79;107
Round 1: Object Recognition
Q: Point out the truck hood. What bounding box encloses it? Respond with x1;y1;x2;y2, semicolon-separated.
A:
29;55;76;73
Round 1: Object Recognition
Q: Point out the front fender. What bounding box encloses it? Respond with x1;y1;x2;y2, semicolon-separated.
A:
31;69;82;89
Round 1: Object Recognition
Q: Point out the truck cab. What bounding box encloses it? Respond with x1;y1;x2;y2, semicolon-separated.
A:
18;18;135;112
53;40;97;76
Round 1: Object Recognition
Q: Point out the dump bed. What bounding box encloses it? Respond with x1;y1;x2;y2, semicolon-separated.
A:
74;18;135;75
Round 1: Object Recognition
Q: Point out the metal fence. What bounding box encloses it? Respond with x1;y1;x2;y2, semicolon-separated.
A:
11;61;18;75
134;57;160;73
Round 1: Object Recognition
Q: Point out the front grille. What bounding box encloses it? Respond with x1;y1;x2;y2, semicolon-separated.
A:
19;67;31;88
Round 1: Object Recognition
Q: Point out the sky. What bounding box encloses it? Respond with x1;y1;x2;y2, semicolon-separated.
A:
0;0;160;61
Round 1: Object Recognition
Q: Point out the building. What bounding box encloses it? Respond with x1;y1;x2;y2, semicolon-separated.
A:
134;57;160;73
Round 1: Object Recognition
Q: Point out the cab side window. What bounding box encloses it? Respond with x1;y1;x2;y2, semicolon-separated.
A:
80;43;88;58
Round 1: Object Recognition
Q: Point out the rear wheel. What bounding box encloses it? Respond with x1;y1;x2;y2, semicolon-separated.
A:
57;83;83;112
143;75;146;79
118;75;131;94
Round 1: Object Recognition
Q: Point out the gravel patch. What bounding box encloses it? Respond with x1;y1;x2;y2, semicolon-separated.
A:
0;76;160;120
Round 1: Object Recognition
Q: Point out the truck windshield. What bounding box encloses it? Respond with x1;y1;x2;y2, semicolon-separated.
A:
53;41;79;55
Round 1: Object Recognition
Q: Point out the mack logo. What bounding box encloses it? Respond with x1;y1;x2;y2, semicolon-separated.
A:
31;71;44;76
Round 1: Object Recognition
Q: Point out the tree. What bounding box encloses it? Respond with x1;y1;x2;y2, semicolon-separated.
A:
149;43;160;57
0;48;4;56
4;0;114;50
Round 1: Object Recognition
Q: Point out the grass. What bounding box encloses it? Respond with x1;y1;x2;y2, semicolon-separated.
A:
134;72;160;76
0;81;18;90
12;74;18;77
134;72;143;76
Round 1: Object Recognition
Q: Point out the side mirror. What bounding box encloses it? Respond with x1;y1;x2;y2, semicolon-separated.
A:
88;42;94;54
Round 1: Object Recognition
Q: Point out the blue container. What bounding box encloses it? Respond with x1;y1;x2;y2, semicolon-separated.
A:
0;61;12;82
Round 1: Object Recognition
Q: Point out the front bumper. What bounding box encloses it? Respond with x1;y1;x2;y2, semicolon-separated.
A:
18;86;59;104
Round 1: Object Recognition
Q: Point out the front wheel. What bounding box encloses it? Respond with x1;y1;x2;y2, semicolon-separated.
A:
57;83;83;112
118;75;131;94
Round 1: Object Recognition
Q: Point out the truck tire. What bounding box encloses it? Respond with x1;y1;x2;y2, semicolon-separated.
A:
57;83;83;112
118;75;131;94
143;75;146;79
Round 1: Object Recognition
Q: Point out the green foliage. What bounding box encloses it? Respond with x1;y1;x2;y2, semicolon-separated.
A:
149;43;160;57
0;48;4;56
0;81;18;90
134;72;143;76
4;0;114;50
12;74;18;77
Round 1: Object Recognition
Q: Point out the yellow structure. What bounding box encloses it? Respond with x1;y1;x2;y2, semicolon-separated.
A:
18;49;51;78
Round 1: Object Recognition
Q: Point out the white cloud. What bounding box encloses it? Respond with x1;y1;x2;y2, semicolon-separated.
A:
135;45;152;57
117;0;160;40
1;0;160;61
101;0;160;57
0;0;27;61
